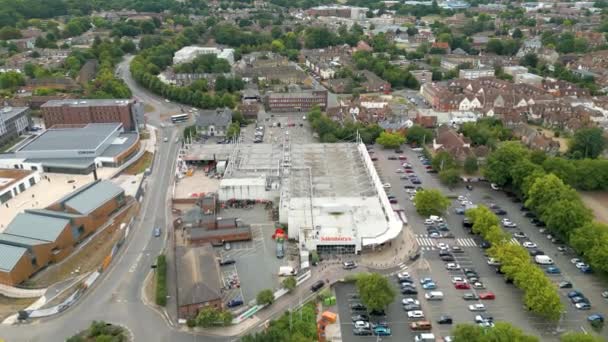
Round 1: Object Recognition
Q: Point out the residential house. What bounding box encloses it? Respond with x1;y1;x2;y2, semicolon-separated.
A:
411;70;433;85
359;70;391;93
510;123;560;154
432;126;474;161
196;108;233;137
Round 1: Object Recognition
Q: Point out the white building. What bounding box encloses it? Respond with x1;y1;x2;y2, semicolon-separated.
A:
459;68;495;80
173;46;236;65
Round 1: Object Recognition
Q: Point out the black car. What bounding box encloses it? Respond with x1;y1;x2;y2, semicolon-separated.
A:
353;328;373;336
400;279;415;286
409;252;421;261
494;209;507;215
529;249;544;256
440;255;455;262
219;259;236;266
401;287;418;295
463;218;473;228
404;185;416;189
369;309;386;317
481;241;492;249
520;206;529;211
227;297;244;308
350;303;367;311
395;149;403;153
352;314;370;322
438;315;453;324
524;212;536;218
427;169;438;174
388;156;397;160
412;179;422;184
439;250;451;257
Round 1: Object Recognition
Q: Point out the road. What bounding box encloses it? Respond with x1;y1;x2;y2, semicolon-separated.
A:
367;144;606;340
1;56;230;342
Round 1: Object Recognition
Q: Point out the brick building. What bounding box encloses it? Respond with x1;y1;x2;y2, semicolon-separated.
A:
0;180;126;285
41;99;142;131
266;91;328;112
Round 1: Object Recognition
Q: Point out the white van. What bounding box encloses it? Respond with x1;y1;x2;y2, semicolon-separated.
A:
424;291;444;300
278;266;296;276
535;255;554;265
415;333;436;342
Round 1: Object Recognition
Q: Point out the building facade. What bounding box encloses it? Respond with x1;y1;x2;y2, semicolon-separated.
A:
41;99;141;131
266;91;328;112
0;107;31;148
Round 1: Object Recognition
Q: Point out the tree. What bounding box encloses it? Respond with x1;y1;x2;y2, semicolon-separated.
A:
463;156;478;174
466;206;499;236
196;306;220;327
525;174;578;218
0;26;22;40
484;141;529;187
569;127;606;159
226;122;240;139
452;323;485;341
414;189;450;217
432;151;457;171
541;199;592;240
439;168;460;188
356;273;395;312
452;322;539;342
256;289;275;306
560;332;604;342
512;28;523;39
282;276;297;292
375;131;405;148
406;125;433;146
520;53;539;68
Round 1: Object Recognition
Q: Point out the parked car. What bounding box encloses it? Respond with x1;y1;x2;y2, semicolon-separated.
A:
479;292;495;300
437;315;453;324
153;227;161;237
463;293;479;300
410;321;432;331
350;303;367;311
407;310;425;319
468;304;486;312
404;303;422;311
546;266;561;274
343;261;357;270
219;259;236;266
559;281;573;289
352;314;370;322
353;328;372;336
373;326;391;336
588;314;604;323
454;282;471;289
227;297;244;308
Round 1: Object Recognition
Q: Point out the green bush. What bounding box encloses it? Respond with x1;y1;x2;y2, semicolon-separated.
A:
155;254;167;306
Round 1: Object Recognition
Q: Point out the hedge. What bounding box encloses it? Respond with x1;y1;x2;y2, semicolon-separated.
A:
155;254;167;306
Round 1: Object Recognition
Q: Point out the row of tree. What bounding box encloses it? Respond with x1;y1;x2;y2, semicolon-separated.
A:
466;206;564;321
451;323;603;342
130;32;240;109
307;106;384;144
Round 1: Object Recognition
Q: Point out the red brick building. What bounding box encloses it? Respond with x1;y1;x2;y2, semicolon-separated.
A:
266;91;328;112
41;99;141;131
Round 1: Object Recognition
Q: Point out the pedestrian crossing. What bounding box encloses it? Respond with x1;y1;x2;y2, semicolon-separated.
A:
509;238;520;245
414;234;477;248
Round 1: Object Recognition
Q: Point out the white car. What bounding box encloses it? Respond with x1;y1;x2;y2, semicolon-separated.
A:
457;195;467;201
354;321;370;329
487;258;501;266
446;263;461;270
451;276;467;284
576;262;588;269
461;200;473;207
513;232;526;238
522;242;537;248
490;183;501;190
437;243;449;250
473;282;485;289
407;310;425;318
424;219;435;225
402;298;420;305
383;183;391;189
571;258;581;264
396;169;404;173
397;271;410;278
469;304;486;312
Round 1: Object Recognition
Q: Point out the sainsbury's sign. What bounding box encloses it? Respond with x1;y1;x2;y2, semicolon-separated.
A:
320;236;353;242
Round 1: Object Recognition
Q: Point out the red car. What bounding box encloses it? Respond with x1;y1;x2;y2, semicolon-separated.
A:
454;282;471;289
425;165;433;169
398;155;407;160
405;169;414;173
479;292;495;300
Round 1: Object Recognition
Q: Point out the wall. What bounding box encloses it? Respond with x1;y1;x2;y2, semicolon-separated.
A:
189;229;252;245
178;298;222;319
0;253;34;286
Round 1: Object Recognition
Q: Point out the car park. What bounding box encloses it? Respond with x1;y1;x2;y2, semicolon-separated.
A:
354;321;370;329
404;303;422;311
350;303;367;311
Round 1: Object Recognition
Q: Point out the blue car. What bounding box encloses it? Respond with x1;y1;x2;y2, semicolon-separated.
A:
420;277;433;284
588;314;604;323
454;208;465;215
546;266;561;274
580;265;593;274
567;291;584;298
227;297;244;308
422;282;437;290
373;326;391;336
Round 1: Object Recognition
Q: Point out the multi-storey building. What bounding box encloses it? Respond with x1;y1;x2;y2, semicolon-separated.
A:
266;91;328;112
0;107;30;147
41;99;142;131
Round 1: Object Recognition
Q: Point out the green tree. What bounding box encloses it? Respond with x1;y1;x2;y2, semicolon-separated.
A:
439;168;460;188
542;199;592;240
512;28;523;39
569;127;606;159
282;276;297;292
196;306;220;327
466;206;499;236
256;289;275;306
356;273;395;312
226;122;240;139
525;174;578;218
463;156;478;174
414;189;450;217
406;125;433;146
484;141;529;187
432;151;457;171
452;323;484;341
0;26;22;40
375;131;405;148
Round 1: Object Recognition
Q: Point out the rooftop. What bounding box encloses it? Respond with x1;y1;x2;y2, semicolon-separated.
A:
0;244;27;272
41;99;133;108
0;232;49;248
0;168;33;193
4;212;70;242
0;106;29;122
100;133;140;158
18;123;122;152
176;245;222;307
60;180;124;215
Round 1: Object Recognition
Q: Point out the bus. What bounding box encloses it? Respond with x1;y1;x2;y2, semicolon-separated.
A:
171;113;189;123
